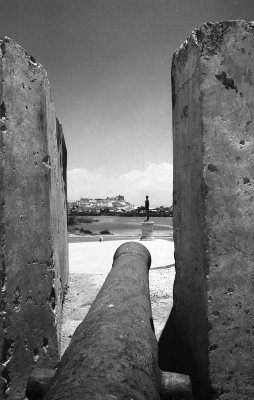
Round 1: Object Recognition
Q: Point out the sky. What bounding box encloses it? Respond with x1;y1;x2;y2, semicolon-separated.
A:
1;0;254;206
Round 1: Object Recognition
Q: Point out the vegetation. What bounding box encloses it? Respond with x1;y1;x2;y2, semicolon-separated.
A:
79;228;93;235
67;216;75;225
69;208;173;218
68;215;98;227
78;217;98;223
67;208;173;236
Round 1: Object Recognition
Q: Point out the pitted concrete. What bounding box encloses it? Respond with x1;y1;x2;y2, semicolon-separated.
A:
0;38;68;399
159;21;254;399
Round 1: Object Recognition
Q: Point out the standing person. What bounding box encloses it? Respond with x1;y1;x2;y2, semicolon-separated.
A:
145;195;150;221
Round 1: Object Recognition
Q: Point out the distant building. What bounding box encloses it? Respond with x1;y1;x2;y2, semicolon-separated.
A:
106;195;124;202
116;195;124;201
68;195;134;213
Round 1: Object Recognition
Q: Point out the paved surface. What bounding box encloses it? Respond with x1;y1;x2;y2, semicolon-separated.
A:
61;239;175;356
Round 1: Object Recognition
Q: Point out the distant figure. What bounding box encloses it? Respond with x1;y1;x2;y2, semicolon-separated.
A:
99;235;103;242
144;195;150;221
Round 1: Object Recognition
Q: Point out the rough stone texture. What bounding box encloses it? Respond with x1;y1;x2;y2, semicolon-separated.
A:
45;242;161;400
140;221;155;240
159;21;254;399
26;368;55;400
0;37;68;399
160;371;193;400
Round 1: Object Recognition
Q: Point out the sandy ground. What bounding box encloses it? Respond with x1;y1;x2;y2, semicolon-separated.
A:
61;238;175;356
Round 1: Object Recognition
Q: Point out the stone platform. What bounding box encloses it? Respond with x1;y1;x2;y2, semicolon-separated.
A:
140;221;155;241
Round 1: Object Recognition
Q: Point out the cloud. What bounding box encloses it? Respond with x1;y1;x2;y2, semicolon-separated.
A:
67;162;173;207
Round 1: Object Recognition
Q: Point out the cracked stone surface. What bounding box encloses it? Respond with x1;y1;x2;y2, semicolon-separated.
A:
0;37;68;399
166;20;254;400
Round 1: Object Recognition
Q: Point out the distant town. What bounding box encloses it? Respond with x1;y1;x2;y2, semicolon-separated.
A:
68;195;173;217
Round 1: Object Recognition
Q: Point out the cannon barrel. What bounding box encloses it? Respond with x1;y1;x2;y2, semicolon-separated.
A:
45;241;161;400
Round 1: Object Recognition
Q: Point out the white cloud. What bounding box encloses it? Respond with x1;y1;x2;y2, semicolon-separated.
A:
67;162;173;207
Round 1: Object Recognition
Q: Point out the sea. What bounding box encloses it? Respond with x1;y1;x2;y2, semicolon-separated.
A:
69;215;173;241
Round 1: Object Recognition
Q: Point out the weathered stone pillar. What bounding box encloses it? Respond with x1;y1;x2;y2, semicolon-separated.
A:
0;37;68;399
45;242;161;400
159;21;254;399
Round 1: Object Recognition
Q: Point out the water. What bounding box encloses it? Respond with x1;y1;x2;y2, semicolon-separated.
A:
75;216;173;237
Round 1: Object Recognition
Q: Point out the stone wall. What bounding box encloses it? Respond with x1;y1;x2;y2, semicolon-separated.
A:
160;21;254;399
0;37;68;399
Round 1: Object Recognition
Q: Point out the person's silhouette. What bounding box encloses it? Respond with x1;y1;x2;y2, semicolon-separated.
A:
145;195;149;221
